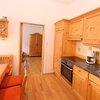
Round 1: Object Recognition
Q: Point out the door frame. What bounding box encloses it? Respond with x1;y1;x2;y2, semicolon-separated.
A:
19;22;45;74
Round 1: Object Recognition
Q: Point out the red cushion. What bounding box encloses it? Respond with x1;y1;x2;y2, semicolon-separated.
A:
0;86;21;100
0;75;22;89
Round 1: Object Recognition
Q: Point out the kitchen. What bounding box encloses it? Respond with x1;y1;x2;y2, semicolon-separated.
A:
0;0;100;100
54;8;100;100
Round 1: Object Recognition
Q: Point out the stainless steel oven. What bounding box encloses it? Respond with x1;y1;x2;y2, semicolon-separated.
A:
61;58;73;83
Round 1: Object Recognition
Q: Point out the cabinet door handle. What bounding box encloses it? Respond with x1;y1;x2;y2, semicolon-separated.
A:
88;83;91;86
78;70;81;72
98;41;100;43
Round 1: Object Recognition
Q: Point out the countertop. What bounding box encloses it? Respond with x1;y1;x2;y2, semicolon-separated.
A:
62;56;100;78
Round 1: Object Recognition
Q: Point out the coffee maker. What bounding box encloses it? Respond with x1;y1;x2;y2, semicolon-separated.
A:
86;50;96;64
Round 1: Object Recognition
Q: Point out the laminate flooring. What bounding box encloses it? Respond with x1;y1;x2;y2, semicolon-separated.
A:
27;57;42;76
24;57;75;100
24;74;75;100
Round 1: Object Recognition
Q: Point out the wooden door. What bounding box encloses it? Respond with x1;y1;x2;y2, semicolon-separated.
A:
72;71;88;100
83;8;100;45
68;16;83;40
29;33;42;57
54;30;63;76
87;81;100;100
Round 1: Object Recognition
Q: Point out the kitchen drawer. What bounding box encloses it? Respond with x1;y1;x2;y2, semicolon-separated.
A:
89;73;100;86
74;65;88;77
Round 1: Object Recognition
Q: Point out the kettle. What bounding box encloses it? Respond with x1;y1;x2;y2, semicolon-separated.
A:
86;50;96;64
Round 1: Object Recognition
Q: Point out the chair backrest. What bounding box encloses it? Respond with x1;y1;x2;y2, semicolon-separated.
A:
21;61;28;100
22;61;28;90
0;55;13;65
22;67;27;88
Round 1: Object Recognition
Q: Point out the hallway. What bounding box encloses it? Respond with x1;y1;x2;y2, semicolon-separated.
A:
27;57;42;76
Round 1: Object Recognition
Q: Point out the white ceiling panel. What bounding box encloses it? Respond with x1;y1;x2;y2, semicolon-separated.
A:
49;0;74;4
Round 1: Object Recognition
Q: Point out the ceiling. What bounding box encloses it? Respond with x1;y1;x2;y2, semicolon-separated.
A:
50;0;74;4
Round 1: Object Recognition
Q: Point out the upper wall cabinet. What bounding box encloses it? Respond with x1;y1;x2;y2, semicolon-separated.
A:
68;16;83;40
83;8;100;46
0;20;8;38
55;19;68;31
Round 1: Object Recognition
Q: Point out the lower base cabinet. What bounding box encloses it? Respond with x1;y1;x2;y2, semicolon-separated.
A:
87;81;100;100
55;64;100;100
72;66;88;100
72;66;100;100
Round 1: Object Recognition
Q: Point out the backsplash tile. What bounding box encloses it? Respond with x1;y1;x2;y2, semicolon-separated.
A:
76;41;100;64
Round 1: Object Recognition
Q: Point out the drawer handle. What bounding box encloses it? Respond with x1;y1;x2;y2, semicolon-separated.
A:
98;41;100;43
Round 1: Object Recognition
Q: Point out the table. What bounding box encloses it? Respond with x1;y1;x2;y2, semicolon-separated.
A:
0;64;10;84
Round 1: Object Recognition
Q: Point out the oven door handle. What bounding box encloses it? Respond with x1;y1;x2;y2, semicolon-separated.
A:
61;63;73;71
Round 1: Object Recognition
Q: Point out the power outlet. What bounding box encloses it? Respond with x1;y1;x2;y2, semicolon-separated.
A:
78;48;80;51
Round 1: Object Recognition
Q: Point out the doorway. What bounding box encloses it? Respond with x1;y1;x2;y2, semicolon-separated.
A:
19;22;45;76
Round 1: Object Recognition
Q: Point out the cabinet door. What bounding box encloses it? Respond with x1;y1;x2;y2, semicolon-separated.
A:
29;34;37;56
54;30;63;76
62;31;76;56
83;9;100;45
29;33;42;56
72;71;88;100
37;34;42;56
87;81;100;100
68;16;83;40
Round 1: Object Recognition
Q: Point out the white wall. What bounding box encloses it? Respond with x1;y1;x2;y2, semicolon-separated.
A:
22;24;43;55
66;0;100;19
0;0;100;74
0;0;68;74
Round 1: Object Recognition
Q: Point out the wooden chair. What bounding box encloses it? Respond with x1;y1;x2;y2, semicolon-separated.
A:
0;55;13;75
0;64;28;100
0;61;27;89
0;55;13;65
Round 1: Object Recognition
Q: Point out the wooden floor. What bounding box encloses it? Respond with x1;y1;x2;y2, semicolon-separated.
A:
24;74;75;100
24;57;75;100
27;57;42;76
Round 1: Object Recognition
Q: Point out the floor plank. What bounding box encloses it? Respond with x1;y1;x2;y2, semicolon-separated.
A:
24;74;75;100
24;57;75;100
27;57;42;75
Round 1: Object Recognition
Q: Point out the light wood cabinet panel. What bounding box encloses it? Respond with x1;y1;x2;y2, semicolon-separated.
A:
54;30;63;75
89;73;100;86
54;19;76;77
55;19;68;31
72;66;88;100
62;31;76;56
87;73;100;100
87;81;100;100
68;16;83;40
83;8;100;46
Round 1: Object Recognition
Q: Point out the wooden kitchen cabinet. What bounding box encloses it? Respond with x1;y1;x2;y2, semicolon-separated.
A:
0;20;8;38
68;16;83;40
54;30;63;76
87;73;100;100
54;19;76;76
83;8;100;46
72;65;88;100
87;81;100;100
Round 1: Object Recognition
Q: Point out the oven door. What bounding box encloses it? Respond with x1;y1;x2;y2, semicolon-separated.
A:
61;63;73;83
